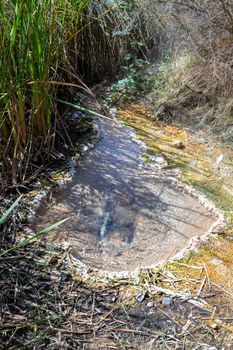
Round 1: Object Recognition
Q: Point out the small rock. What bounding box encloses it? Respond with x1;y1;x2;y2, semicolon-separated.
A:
173;140;185;149
162;297;173;307
155;154;166;164
211;322;218;329
82;145;89;152
146;301;154;308
150;154;168;167
136;293;146;303
216;154;224;164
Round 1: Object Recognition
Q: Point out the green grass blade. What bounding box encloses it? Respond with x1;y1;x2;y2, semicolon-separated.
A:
0;195;23;225
0;218;70;257
57;99;113;120
36;218;70;234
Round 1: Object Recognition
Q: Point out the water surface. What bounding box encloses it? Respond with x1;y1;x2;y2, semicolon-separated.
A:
37;120;218;272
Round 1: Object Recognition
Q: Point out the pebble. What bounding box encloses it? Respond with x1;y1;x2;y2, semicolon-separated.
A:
173;140;185;149
136;293;146;303
146;301;154;308
82;145;89;152
162;297;173;306
216;154;224;164
210;322;218;329
149;154;168;167
154;154;167;166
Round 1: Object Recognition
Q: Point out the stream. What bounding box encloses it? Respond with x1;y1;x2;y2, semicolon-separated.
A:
36;113;221;274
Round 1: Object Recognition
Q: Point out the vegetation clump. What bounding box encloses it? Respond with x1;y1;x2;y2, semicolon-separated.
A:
144;0;233;131
0;0;150;190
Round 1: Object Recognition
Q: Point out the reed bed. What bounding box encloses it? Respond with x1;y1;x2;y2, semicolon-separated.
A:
0;0;89;187
0;0;148;190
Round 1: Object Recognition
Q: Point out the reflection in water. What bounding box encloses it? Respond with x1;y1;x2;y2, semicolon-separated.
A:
37;120;218;272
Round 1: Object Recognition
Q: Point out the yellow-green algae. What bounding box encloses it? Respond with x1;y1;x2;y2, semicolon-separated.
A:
164;237;233;311
118;103;233;311
118;104;233;212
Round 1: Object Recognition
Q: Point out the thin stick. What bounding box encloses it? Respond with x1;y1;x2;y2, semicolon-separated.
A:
203;263;211;292
197;275;207;297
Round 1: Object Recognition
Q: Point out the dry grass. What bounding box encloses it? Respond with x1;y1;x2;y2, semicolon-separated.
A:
141;0;233;131
1;242;233;349
151;50;233;131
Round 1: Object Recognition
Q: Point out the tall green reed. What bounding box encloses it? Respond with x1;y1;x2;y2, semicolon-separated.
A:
0;0;149;189
0;0;91;186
